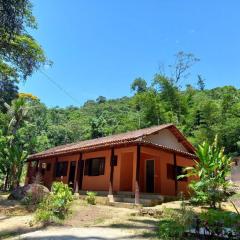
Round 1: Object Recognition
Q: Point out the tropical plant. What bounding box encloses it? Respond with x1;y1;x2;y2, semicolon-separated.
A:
180;136;232;208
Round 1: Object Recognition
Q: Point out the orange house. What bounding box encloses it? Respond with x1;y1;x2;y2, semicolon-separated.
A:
26;124;197;204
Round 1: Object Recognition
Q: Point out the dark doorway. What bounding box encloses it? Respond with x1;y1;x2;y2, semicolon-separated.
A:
68;161;76;189
146;160;154;193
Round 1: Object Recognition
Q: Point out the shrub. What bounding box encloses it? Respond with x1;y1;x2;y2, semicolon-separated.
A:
86;191;97;205
158;207;240;239
199;209;240;237
35;182;73;224
158;207;195;239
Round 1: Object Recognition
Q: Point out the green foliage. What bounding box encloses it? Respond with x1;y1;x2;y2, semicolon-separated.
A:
200;209;240;231
158;207;240;240
86;191;97;205
0;96;51;190
131;77;148;93
0;48;240;191
35;182;73;223
0;0;36;36
180;137;232;208
158;207;195;239
0;0;47;111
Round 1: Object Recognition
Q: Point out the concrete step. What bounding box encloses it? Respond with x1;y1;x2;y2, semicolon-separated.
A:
116;192;164;200
109;201;141;209
113;196;163;207
79;190;108;196
78;191;164;207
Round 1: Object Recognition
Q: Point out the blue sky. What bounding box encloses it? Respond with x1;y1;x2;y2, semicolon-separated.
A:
19;0;240;107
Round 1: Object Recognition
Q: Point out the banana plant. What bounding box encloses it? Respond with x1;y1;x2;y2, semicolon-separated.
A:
179;136;232;208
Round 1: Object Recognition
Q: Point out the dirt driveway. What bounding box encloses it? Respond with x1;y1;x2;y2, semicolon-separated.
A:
0;199;158;240
16;221;157;239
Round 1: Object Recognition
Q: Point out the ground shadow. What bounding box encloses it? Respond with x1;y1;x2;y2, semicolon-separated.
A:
18;234;156;240
0;225;45;240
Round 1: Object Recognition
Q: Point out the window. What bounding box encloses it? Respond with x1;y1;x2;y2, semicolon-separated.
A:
167;164;187;182
84;158;105;176
56;161;68;177
111;155;118;166
41;168;45;175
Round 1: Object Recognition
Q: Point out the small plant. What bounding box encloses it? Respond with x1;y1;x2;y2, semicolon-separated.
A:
86;191;97;205
35;182;73;224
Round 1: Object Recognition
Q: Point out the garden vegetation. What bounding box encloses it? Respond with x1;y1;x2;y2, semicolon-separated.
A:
35;182;73;224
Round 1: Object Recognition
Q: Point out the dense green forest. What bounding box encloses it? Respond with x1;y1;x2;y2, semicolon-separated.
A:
0;0;240;190
1;78;240;156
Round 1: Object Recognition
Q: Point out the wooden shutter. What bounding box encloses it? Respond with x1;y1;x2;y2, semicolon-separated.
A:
47;163;51;171
56;162;61;177
62;162;68;176
167;164;175;180
84;159;89;175
99;158;105;175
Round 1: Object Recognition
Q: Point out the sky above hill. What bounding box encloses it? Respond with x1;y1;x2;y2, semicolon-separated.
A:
19;0;240;107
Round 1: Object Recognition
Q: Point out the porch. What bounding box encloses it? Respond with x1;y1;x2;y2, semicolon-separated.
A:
78;190;167;207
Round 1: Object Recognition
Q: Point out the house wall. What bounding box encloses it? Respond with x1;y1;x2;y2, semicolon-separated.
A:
56;154;79;184
141;146;195;196
176;155;195;194
143;129;187;152
81;150;111;191
119;152;134;191
39;157;55;189
26;145;195;196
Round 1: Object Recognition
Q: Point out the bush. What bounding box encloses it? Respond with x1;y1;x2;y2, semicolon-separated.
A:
35;182;73;224
86;191;97;205
199;209;240;237
158;207;195;239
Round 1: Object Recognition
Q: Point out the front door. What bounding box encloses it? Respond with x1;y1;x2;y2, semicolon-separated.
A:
68;161;76;189
146;160;154;193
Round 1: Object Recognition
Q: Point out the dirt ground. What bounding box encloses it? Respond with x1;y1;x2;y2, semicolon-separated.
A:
0;197;158;240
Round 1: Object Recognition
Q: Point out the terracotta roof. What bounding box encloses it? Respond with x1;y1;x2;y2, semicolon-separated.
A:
28;124;196;160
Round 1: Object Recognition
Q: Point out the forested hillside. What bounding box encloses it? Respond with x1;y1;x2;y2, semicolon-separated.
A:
1;79;240;157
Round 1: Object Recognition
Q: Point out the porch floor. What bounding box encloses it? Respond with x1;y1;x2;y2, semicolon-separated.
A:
78;190;168;207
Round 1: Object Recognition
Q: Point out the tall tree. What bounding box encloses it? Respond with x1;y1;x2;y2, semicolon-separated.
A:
169;51;199;84
0;0;47;110
197;75;205;91
131;77;147;93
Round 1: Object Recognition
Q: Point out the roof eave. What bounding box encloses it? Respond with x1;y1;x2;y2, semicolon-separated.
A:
27;139;197;161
